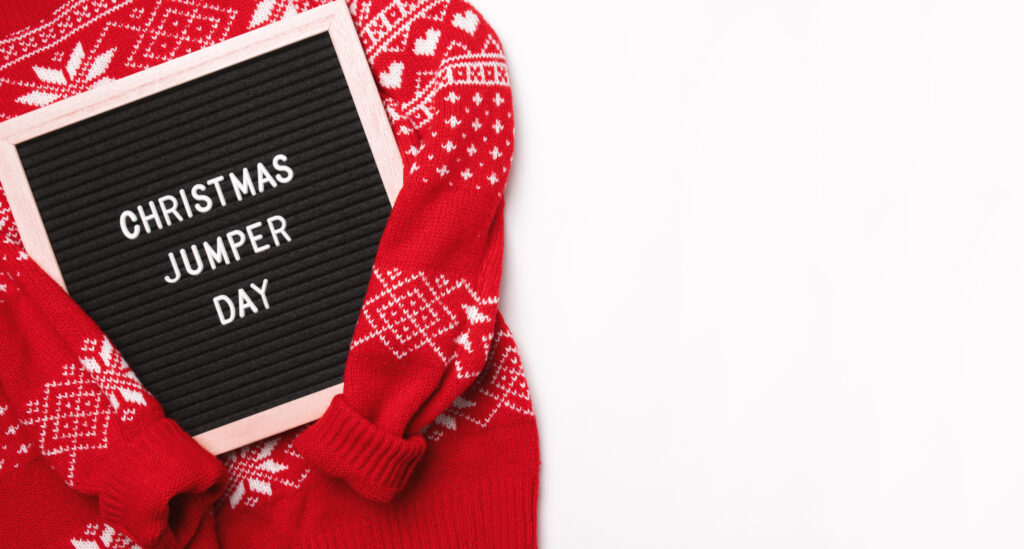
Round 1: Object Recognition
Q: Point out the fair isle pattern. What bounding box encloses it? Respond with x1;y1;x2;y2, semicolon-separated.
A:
390;32;509;130
248;0;325;28
220;427;311;509
0;249;30;290
13;40;116;107
0;190;21;254
350;0;514;191
0;393;32;473
423;322;533;442
0;224;21;267
20;337;149;485
104;0;239;70
352;267;498;364
70;523;141;549
78;337;150;417
352;0;449;65
0;0;129;72
411;81;513;191
0;269;14;305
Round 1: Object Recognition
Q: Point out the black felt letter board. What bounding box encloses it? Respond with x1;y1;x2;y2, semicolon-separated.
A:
15;34;390;435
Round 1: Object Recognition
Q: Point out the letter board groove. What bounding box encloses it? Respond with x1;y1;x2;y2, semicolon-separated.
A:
12;32;390;439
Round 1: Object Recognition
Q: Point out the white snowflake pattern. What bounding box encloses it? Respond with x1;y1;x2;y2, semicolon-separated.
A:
16;42;117;107
424;324;533;442
221;431;310;509
69;523;140;549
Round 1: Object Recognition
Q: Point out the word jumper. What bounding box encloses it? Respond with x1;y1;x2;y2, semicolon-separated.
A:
163;215;292;284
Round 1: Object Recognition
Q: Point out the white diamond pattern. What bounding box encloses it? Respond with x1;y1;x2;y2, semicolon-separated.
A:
352;267;497;363
21;337;148;486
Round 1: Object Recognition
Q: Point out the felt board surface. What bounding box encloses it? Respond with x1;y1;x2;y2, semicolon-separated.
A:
15;33;391;435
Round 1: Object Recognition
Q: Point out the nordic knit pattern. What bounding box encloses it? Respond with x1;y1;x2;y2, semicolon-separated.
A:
0;1;539;548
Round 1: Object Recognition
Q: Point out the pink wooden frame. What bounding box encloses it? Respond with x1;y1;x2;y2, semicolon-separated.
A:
0;2;403;455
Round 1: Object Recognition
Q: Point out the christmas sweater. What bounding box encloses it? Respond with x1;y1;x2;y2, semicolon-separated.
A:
0;1;539;547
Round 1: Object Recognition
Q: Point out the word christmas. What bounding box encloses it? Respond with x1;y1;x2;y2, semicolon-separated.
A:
116;153;300;325
118;154;294;240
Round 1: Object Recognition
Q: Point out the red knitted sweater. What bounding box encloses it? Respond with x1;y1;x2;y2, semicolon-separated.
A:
0;1;539;547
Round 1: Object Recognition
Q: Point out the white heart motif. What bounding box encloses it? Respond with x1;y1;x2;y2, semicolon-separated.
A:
452;11;479;35
414;29;441;56
379;61;404;89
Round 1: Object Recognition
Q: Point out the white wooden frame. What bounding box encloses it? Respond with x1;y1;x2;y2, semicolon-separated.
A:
0;2;402;455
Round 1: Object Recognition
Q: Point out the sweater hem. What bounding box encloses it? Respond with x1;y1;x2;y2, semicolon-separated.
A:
296;473;538;549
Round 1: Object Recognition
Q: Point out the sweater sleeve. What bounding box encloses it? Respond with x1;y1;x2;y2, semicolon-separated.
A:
292;0;515;502
0;251;226;549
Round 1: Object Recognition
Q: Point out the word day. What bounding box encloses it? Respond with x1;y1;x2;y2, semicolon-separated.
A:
214;279;271;326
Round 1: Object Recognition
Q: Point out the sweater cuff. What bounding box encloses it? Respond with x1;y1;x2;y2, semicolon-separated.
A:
294;396;426;502
86;418;226;549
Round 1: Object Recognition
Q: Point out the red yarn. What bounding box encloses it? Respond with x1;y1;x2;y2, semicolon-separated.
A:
0;1;538;547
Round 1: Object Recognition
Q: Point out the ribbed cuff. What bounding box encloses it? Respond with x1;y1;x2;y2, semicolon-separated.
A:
84;418;226;549
294;396;426;502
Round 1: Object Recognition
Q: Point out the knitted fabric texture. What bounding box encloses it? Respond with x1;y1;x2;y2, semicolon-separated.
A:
0;1;539;548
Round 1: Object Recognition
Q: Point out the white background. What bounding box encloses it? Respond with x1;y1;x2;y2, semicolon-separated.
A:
476;1;1024;547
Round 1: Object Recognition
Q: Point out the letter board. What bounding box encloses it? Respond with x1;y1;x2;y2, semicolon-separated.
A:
0;4;403;455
